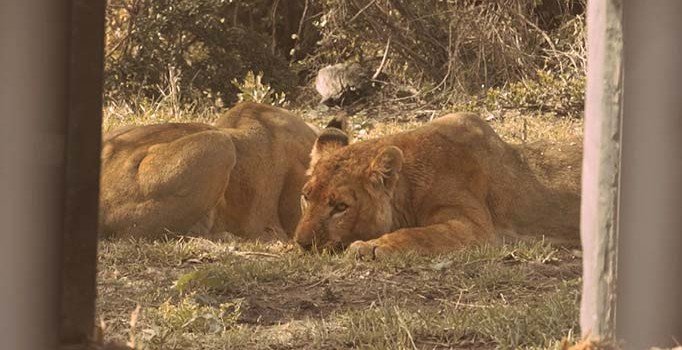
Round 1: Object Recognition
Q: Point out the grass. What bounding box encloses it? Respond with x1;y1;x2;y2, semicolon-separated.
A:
97;237;583;350
102;99;220;133
103;97;583;146
99;97;585;349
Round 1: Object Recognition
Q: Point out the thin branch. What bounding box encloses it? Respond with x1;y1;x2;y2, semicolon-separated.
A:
512;9;564;73
291;0;310;61
270;0;281;55
232;2;239;26
349;0;377;23
296;0;310;40
372;36;391;80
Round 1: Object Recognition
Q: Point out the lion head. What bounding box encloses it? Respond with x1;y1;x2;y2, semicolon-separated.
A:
294;122;404;252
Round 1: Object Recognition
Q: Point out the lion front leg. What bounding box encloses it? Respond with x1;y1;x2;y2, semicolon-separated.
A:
348;215;495;260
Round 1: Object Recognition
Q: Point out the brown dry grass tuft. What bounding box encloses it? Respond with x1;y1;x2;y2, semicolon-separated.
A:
561;337;619;350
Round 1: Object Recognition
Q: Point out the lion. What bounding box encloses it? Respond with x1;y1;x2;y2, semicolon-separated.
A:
294;112;582;258
99;102;319;240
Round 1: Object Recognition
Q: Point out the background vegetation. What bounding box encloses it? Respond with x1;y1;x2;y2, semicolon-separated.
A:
105;0;586;116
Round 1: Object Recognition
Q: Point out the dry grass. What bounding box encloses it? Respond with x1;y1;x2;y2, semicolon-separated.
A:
103;97;583;146
102;100;220;133
97;237;582;350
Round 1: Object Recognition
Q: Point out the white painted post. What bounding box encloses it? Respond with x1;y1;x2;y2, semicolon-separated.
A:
580;0;623;341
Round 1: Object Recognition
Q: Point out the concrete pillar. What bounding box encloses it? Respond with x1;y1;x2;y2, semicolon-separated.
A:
0;1;70;349
582;0;682;347
0;1;105;349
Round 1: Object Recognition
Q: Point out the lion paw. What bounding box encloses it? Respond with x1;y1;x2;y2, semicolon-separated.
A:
347;240;388;260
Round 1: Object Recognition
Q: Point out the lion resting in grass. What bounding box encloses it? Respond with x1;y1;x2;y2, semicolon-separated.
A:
294;112;582;258
99;102;318;240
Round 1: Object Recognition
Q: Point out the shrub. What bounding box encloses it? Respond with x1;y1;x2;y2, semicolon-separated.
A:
232;71;288;106
105;0;306;105
309;0;586;98
104;0;586;113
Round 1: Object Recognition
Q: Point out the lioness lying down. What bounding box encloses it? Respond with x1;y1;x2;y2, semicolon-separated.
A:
294;113;582;258
99;102;318;240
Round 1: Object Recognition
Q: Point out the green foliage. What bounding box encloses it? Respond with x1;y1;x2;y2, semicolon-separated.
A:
231;71;288;106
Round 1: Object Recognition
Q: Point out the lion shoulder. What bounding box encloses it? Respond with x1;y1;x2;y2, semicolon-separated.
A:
214;102;317;141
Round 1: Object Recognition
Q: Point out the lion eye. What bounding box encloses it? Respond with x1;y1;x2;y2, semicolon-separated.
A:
334;203;348;213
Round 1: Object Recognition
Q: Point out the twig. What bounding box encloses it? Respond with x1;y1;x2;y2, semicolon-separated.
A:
270;0;281;55
372;36;391;80
438;297;493;309
389;68;450;102
235;251;281;258
453;290;464;310
306;276;330;289
232;2;239;26
513;9;564;73
304;267;353;289
295;0;310;42
349;0;377;23
373;277;400;285
105;31;133;59
395;305;418;350
290;0;310;62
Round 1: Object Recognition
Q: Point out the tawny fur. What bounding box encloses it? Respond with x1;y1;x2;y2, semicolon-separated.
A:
99;102;318;240
294;113;582;257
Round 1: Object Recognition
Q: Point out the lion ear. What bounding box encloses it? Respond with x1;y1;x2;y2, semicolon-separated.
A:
324;113;352;141
370;146;404;191
308;128;349;174
325;114;347;131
